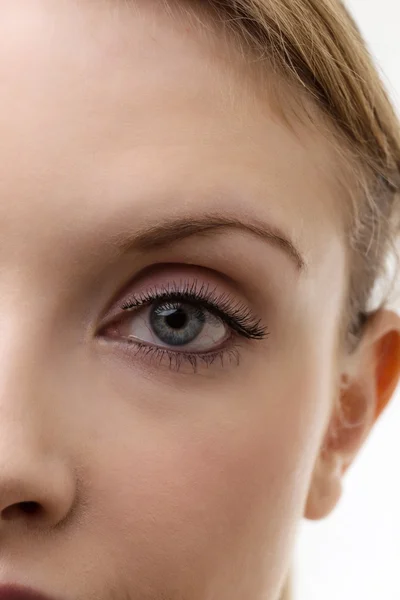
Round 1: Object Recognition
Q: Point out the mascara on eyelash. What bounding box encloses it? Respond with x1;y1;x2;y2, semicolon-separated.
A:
123;340;244;373
119;279;269;341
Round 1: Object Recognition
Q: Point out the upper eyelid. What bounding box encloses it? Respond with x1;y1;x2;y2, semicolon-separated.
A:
97;263;271;344
121;282;220;309
115;283;268;341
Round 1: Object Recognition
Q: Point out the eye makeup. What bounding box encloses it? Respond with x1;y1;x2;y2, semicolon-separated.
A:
98;272;269;373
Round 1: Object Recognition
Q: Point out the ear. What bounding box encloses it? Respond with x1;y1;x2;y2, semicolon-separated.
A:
305;309;400;521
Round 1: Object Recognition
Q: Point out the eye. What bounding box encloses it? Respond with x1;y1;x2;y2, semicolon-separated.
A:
99;278;269;373
116;299;229;352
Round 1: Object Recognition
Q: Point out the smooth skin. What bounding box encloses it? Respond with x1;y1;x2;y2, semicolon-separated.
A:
0;2;399;599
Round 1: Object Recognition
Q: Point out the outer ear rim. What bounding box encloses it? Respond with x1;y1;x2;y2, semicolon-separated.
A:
347;308;400;420
373;330;400;421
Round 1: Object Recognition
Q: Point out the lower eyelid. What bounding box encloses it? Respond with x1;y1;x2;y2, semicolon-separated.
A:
104;338;244;374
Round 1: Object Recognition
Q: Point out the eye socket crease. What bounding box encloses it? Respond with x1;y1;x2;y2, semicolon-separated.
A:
108;213;307;272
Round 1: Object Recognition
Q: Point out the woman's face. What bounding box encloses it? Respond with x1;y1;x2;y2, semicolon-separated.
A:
0;1;349;599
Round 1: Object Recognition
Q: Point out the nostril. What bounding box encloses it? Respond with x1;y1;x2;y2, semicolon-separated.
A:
2;500;42;520
20;501;40;515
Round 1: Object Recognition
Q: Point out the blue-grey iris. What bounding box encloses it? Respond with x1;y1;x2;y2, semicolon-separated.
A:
150;302;206;346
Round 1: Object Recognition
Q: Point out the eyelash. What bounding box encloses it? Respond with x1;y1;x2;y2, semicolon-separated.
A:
109;279;269;373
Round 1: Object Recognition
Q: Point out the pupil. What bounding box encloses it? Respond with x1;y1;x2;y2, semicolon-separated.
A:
165;308;188;330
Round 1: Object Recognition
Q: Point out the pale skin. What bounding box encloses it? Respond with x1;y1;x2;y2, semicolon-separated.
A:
0;2;399;600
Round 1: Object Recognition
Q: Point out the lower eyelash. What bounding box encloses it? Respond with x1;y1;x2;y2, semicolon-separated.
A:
121;339;242;373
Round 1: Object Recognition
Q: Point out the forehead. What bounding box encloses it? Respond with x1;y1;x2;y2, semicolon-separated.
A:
0;0;344;262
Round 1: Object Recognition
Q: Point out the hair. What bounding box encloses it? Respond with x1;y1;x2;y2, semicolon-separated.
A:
177;0;400;353
171;0;400;598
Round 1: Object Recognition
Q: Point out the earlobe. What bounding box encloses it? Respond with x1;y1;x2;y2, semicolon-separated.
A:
304;447;343;521
304;380;369;521
304;309;400;522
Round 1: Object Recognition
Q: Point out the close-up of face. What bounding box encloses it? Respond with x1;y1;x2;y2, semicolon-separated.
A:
0;2;399;600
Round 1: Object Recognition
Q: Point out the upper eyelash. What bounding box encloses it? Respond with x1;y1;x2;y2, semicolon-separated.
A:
120;279;269;341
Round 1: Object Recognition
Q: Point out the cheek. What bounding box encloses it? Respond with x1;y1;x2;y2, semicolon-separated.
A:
77;362;328;595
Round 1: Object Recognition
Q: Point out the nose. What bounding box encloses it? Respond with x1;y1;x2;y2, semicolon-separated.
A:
0;443;76;530
0;366;76;532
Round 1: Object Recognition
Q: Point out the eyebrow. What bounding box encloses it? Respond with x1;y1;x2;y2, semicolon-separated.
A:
114;214;306;271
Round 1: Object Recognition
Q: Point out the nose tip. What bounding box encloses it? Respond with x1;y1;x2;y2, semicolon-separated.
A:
0;458;77;530
0;320;78;533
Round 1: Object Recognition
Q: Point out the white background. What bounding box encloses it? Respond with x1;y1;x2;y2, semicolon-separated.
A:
294;1;400;598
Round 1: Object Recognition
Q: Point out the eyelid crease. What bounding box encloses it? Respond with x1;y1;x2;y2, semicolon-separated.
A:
109;213;307;272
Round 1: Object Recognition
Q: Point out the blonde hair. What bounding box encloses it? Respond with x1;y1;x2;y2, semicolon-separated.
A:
178;0;400;597
184;0;400;353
